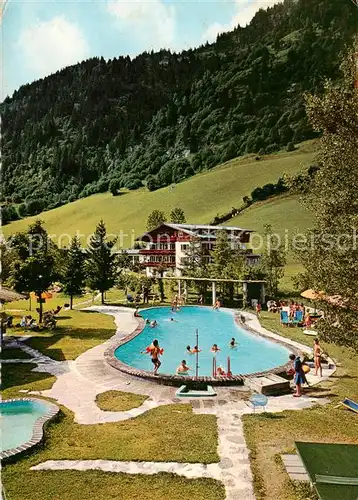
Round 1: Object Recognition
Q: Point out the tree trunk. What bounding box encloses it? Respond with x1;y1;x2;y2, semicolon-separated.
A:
70;295;73;310
101;291;105;304
38;298;43;324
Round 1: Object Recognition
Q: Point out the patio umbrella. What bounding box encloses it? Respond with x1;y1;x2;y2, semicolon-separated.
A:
30;291;53;300
0;287;26;302
0;287;26;345
300;289;325;300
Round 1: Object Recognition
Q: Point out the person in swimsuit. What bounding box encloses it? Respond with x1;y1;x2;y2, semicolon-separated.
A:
229;338;238;348
289;353;307;397
256;302;261;318
143;339;163;375
176;360;191;375
191;345;201;353
211;344;220;352
186;345;192;354
314;338;323;377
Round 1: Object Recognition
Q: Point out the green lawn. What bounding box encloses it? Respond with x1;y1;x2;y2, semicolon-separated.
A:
4;307;115;361
243;312;358;500
4;141;317;248
2;363;57;399
1;346;32;360
96;390;148;412
3;471;225;500
5;291;96;313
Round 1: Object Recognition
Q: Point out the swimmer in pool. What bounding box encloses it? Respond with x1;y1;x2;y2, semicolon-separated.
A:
191;345;201;353
211;344;221;352
176;360;191;375
186;345;192;354
229;338;238;348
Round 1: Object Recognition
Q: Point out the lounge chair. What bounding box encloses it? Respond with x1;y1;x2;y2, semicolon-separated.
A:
280;310;290;326
339;398;358;414
292;310;304;325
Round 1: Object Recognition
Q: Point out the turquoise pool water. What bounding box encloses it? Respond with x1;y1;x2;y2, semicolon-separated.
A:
115;307;290;377
0;400;49;452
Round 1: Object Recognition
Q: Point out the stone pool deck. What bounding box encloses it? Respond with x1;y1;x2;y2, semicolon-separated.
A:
4;305;335;500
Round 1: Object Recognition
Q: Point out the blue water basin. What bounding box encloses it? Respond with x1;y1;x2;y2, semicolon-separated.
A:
0;399;51;453
114;306;290;377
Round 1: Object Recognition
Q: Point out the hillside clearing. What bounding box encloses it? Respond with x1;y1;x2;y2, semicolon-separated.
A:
4;142;317;248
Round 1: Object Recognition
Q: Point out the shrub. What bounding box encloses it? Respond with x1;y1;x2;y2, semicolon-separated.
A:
109;179;121;196
286;141;295;152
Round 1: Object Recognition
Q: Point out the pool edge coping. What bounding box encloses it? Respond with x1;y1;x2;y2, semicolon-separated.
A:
104;306;306;386
0;397;60;461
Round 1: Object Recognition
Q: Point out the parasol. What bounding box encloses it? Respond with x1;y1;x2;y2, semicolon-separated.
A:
0;287;26;302
300;289;325;300
30;291;53;300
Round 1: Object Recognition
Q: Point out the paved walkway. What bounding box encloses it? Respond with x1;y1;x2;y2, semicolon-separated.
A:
240;312;336;386
6;305;334;499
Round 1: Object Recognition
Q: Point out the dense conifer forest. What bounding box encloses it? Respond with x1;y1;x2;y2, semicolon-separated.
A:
1;0;356;223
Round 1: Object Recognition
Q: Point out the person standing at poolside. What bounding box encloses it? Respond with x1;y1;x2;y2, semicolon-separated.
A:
289;353;306;397
314;338;323;377
256;302;261;318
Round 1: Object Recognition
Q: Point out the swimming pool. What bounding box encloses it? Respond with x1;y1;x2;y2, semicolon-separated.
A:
0;398;59;457
114;307;290;377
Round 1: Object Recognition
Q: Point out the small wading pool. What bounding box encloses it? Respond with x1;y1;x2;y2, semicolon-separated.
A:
114;307;291;377
0;398;59;458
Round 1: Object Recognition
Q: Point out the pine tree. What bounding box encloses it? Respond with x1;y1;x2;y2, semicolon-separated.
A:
297;45;358;349
86;220;117;304
210;230;233;277
62;236;86;309
146;210;166;231
259;224;286;297
169;207;186;224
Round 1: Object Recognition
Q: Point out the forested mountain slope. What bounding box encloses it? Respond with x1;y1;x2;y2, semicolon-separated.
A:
1;0;356;222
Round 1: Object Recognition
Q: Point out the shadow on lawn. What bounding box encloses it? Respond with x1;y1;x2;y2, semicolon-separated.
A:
1;363;56;393
23;325;113;361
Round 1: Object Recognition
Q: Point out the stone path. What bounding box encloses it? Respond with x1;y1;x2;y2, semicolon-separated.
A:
281;454;309;482
6;305;335;499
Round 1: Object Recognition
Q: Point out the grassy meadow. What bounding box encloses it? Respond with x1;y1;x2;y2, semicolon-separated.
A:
4;141;317;249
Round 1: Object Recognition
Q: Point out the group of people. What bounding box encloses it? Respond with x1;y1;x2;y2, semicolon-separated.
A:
288;338;324;397
171;292;186;312
20;315;37;329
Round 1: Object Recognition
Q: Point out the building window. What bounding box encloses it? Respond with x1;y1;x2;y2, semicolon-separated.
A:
181;244;189;250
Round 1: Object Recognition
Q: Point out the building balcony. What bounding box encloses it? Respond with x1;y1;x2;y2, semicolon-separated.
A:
139;249;176;255
142;261;176;267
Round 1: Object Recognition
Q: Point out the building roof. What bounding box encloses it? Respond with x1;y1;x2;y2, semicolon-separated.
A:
174;223;253;232
136;222;253;241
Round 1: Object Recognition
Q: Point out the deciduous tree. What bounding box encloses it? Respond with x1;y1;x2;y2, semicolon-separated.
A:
297;46;358;349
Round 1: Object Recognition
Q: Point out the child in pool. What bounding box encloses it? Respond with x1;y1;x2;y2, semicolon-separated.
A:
142;339;163;375
216;366;226;376
176;360;191;374
229;338;238;348
211;344;221;352
191;345;201;353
